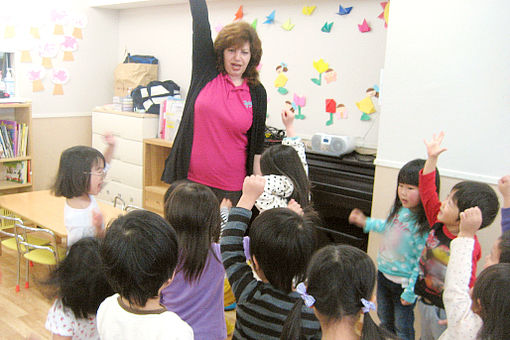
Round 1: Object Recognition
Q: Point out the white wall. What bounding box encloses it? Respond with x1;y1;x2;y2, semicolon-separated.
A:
118;0;387;147
376;0;510;183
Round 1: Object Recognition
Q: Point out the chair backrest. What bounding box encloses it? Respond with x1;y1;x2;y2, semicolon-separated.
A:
0;214;23;238
113;195;126;210
124;204;143;212
14;222;61;264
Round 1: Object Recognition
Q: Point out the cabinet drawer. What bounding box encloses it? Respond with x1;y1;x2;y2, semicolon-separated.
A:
143;189;165;215
108;160;142;188
92;133;143;165
92;111;158;141
97;181;142;207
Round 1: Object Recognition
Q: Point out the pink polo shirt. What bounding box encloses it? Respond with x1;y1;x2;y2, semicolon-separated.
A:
188;73;253;191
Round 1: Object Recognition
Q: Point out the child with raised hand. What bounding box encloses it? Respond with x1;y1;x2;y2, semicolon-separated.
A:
439;207;510;340
44;237;114;340
256;107;310;211
415;132;500;340
498;175;510;232
160;182;226;340
53;134;115;247
281;244;397;340
349;158;436;340
221;175;321;340
97;210;193;340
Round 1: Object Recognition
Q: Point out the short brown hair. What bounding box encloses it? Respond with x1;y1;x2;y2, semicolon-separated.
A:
214;21;262;86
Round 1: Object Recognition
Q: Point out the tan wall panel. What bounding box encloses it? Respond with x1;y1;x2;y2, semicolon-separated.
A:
32;116;91;191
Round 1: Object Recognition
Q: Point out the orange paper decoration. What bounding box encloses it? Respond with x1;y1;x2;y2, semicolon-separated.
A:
30;27;40;39
42;57;53;69
4;25;15;38
21;51;32;63
33;80;44;92
54;24;64;35
63;51;74;61
72;27;83;39
53;84;64;95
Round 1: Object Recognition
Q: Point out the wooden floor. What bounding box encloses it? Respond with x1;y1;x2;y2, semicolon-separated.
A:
0;247;236;340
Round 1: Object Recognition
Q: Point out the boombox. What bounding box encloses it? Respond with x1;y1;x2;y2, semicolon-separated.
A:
310;134;356;157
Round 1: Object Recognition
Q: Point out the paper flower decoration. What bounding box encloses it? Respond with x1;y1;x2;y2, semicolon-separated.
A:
39;42;59;69
51;9;69;35
18;39;36;63
325;99;337;126
30;26;41;39
2;15;15;38
27;66;46;92
51;68;70;95
311;59;329;85
61;36;78;61
293;94;306;120
72;13;88;39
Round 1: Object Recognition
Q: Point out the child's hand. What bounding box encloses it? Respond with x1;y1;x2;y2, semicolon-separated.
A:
400;298;412;306
349;208;367;228
220;198;232;210
498;175;510;208
458;207;482;239
287;199;303;216
238;175;266;210
92;209;104;237
424;132;447;159
281;109;295;138
103;132;116;147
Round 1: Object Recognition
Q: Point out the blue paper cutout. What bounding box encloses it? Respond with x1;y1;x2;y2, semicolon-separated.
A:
337;5;353;15
264;10;276;24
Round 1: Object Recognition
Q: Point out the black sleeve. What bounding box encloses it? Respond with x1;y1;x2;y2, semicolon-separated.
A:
190;0;216;76
253;84;267;155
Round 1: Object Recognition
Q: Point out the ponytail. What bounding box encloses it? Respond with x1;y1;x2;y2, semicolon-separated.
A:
361;311;396;340
281;299;305;340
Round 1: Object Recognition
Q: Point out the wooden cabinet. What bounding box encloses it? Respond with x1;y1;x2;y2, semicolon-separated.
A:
92;108;159;206
142;138;172;215
0;102;32;194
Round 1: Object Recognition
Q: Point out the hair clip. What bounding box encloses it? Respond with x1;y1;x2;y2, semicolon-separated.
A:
296;282;315;308
361;298;376;313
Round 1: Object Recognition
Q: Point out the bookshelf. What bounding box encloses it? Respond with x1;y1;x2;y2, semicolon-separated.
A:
0;102;32;193
142;138;172;215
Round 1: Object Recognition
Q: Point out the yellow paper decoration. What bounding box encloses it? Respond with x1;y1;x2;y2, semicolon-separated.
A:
54;24;64;35
33;79;44;92
72;27;83;39
30;27;40;39
42;57;53;69
274;73;288;88
63;51;74;61
313;59;329;74
4;26;15;39
21;51;32;63
384;1;390;25
356;96;376;114
53;84;64;95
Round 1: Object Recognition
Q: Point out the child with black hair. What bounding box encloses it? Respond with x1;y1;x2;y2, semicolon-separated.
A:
349;158;437;340
415;132;500;340
97;210;193;340
160;182;226;340
53;134;115;247
45;237;114;339
439;207;510;340
281;244;397;340
256;107;310;211
221;175;321;340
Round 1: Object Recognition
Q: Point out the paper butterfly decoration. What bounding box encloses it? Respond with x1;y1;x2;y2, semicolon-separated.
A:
264;10;276;24
281;19;295;31
337;5;353;15
302;6;316;16
358;19;371;33
234;6;243;20
321;22;333;33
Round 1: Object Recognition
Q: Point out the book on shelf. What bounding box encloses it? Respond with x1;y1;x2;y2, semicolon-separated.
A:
0;120;28;158
158;96;184;143
3;160;30;184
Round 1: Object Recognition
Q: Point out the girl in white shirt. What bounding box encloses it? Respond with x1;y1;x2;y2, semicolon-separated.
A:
439;207;510;340
53;135;114;247
45;237;114;340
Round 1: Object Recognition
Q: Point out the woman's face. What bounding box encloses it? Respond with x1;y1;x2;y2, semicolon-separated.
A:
223;41;251;80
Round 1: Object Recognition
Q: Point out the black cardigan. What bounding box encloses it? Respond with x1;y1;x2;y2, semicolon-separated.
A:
161;0;267;185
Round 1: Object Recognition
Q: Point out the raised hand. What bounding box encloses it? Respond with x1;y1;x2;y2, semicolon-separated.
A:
238;175;266;210
287;199;303;216
498;175;510;208
281;108;295;138
458;206;482;238
424;131;447;159
349;208;367;228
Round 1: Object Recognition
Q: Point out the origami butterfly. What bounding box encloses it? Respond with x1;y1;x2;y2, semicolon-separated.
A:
302;6;316;16
337;5;353;15
321;22;333;33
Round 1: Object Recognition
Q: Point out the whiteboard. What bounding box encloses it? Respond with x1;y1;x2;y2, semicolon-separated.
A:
376;0;510;184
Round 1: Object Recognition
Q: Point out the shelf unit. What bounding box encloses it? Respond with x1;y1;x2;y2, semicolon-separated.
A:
0;102;32;194
143;138;172;215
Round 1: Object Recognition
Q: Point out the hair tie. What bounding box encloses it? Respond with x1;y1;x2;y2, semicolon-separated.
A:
361;298;376;313
296;282;315;308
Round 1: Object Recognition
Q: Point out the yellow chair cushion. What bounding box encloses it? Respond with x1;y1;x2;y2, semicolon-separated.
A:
23;247;66;265
1;234;49;252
